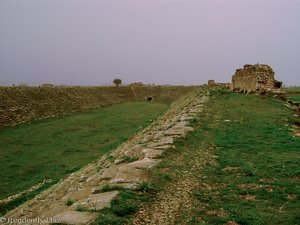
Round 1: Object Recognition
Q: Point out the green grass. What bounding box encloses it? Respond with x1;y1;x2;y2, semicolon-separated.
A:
123;156;139;163
0;180;56;216
64;198;74;206
98;184;125;193
97;190;140;225
284;86;300;100
283;86;300;93
136;182;156;193
184;91;300;224
288;96;300;103
0;101;168;201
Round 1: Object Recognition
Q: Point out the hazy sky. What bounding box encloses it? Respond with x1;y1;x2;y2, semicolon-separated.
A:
0;0;299;86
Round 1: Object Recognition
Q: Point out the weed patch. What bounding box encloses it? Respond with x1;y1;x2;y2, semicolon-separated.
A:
99;184;125;193
96;190;140;224
64;198;74;206
123;156;139;163
136;182;156;193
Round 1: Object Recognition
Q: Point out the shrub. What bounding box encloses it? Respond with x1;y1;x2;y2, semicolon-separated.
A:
137;182;155;192
113;78;122;87
124;156;139;163
64;198;74;206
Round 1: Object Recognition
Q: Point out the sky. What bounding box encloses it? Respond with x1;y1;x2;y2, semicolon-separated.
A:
0;0;299;86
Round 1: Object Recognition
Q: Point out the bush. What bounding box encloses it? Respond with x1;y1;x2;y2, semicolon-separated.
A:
64;198;74;206
137;182;155;192
113;78;122;87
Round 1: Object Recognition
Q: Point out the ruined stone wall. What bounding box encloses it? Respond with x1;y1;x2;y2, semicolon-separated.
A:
231;64;281;93
207;80;215;86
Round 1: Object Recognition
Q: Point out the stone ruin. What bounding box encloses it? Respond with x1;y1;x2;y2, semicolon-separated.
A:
231;64;299;117
231;64;282;93
207;80;215;86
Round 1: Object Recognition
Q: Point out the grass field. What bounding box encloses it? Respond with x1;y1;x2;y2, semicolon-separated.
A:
190;92;300;224
283;86;300;94
0;101;169;201
288;96;300;103
284;86;300;102
113;90;300;225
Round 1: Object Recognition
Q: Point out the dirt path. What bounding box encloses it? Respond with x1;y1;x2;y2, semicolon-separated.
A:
130;138;217;225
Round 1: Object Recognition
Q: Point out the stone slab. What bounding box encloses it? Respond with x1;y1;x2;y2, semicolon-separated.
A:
72;191;119;211
142;148;164;159
127;157;160;169
109;165;146;184
147;137;174;148
54;211;98;225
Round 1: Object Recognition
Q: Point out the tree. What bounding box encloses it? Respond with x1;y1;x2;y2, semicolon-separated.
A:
113;78;122;87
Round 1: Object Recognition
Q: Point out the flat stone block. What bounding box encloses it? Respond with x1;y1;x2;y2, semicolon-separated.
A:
54;211;98;225
72;191;119;211
142;148;164;159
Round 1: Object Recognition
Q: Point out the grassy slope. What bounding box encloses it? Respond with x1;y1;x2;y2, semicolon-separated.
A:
126;90;299;225
288;96;300;103
0;85;194;128
283;86;300;101
0;101;168;200
196;92;300;224
283;86;300;94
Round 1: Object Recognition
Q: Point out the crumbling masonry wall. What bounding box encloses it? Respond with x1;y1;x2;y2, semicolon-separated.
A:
231;64;282;93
